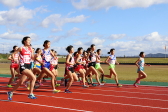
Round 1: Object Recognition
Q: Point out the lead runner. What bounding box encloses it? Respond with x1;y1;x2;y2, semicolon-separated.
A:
7;36;37;101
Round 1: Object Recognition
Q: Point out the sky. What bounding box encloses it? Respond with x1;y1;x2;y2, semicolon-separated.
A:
0;0;168;56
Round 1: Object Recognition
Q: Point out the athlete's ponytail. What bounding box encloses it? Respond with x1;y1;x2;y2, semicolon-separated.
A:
51;49;54;52
77;47;83;52
43;40;50;47
22;36;30;45
73;52;78;57
97;49;101;53
10;46;18;53
139;52;144;57
86;48;91;53
107;48;115;54
90;44;95;48
66;45;73;53
35;48;41;53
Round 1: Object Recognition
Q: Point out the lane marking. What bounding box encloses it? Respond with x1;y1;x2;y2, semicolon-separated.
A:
0;99;93;112
1;84;168;97
0;77;168;87
0;91;168;110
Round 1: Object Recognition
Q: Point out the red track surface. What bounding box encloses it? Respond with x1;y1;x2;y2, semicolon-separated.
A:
0;77;168;112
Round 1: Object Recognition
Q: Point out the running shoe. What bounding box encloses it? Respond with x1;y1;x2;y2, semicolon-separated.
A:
55;84;60;87
39;82;43;86
26;82;30;90
92;83;97;87
60;78;64;85
34;82;40;89
7;92;13;101
137;78;140;84
28;94;37;99
88;83;91;85
64;89;72;93
7;85;13;88
83;85;89;88
53;89;61;93
99;83;105;86
80;81;83;84
133;84;138;87
117;84;122;87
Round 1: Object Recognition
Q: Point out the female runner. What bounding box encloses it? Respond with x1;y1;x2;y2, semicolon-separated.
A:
104;49;122;87
36;40;60;93
7;36;37;100
7;46;20;87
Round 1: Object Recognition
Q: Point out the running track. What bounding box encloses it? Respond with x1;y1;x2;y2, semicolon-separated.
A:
0;77;168;112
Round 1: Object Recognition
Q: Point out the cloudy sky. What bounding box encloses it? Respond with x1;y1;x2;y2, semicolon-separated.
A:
0;0;168;56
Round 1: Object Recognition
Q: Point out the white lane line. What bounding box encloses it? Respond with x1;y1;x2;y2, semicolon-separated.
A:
0;99;93;112
1;84;167;97
30;88;168;102
99;83;168;92
72;87;168;96
72;92;168;102
0;91;168;110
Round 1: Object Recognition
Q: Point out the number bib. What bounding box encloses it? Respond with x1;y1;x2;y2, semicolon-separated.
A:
23;55;31;63
45;55;51;62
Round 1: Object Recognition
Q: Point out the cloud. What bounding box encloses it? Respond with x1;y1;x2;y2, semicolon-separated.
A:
41;14;88;28
51;28;62;32
143;32;163;41
84;37;105;47
108;33;167;56
164;37;168;41
0;0;21;8
91;37;105;45
87;32;98;37
0;30;38;40
74;41;83;46
109;34;126;40
34;6;50;13
67;27;80;36
67;11;76;16
49;27;80;42
0;6;35;26
0;0;36;8
71;0;168;10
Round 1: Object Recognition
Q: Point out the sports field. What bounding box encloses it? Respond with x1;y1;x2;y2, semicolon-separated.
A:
0;77;168;112
0;63;167;82
1;57;168;63
0;59;168;112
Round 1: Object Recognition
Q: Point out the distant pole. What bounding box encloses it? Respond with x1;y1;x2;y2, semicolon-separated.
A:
165;45;166;59
3;43;4;54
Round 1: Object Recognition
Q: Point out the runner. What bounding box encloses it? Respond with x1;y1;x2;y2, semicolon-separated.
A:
133;52;150;87
95;49;105;83
36;40;60;93
64;45;78;93
7;36;37;100
50;49;60;87
75;47;89;88
104;48;122;87
85;44;104;86
7;46;20;87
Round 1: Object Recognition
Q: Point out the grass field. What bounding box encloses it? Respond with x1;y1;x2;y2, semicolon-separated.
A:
0;63;167;83
58;57;168;63
1;57;168;63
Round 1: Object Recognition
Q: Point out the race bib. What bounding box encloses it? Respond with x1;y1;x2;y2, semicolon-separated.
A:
45;55;51;62
23;55;31;63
